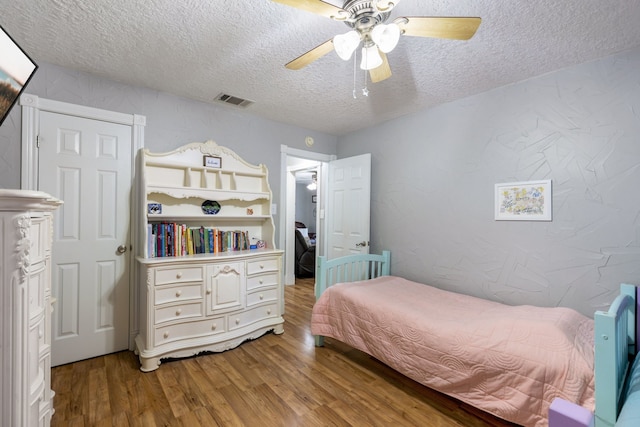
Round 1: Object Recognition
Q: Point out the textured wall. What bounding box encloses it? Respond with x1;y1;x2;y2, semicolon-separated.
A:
338;47;640;317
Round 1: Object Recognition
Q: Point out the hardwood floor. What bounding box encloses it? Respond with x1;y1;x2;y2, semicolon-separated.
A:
51;277;518;427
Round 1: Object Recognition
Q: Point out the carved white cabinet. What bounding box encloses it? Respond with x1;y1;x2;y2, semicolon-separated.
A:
134;141;284;371
0;190;61;427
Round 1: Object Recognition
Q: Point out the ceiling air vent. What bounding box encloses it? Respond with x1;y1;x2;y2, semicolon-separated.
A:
215;93;254;108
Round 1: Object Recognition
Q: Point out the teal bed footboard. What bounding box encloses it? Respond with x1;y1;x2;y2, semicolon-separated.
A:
550;283;638;427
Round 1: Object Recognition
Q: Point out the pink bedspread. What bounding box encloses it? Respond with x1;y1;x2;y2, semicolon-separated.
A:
311;276;595;427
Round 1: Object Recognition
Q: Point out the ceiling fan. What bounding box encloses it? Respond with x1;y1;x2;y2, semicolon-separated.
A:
272;0;481;83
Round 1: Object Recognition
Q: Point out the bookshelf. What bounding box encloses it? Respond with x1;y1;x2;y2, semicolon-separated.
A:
134;141;284;371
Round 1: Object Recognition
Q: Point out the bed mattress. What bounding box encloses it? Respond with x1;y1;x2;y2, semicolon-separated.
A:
310;276;595;427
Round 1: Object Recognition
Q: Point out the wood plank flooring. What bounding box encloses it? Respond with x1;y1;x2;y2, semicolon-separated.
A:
50;278;518;426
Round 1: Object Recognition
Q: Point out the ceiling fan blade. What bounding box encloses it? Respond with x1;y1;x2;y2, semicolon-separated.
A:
396;17;481;40
271;0;348;20
369;52;392;83
285;39;334;70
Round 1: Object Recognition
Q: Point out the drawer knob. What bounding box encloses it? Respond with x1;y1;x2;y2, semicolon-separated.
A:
176;290;182;297
206;288;212;295
259;279;264;284
267;309;272;315
259;264;264;269
259;294;264;300
235;319;240;325
212;324;217;330
176;309;182;316
176;272;182;279
164;332;169;339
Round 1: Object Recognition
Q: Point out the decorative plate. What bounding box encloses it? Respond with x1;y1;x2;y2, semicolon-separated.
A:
201;200;220;215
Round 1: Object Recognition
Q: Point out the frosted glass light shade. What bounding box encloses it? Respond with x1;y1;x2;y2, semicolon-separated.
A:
333;30;360;61
360;45;383;70
371;23;401;53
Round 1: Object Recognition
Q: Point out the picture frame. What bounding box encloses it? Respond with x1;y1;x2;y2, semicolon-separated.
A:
312;195;317;203
495;179;552;221
203;155;222;168
147;203;162;215
0;25;38;127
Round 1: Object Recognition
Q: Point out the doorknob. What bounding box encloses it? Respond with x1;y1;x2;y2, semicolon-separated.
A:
355;241;368;248
117;245;127;254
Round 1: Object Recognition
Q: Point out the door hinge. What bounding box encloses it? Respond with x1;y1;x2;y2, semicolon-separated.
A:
36;135;40;148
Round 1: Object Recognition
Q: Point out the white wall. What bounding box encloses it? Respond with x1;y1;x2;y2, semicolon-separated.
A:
337;47;640;317
0;62;338;245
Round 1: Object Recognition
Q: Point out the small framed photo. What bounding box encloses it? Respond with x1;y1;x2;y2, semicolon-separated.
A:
312;195;317;203
203;155;222;168
495;180;552;221
147;203;162;215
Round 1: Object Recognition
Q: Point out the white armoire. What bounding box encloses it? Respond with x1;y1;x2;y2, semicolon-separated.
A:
0;190;61;426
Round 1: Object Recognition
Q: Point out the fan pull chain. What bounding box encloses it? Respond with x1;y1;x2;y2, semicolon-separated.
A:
363;69;369;97
352;49;358;99
362;47;369;97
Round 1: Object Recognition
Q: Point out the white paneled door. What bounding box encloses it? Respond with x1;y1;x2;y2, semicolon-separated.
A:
326;154;371;259
38;111;132;366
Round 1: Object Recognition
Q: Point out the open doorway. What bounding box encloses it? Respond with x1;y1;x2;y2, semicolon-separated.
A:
293;168;318;278
279;146;335;286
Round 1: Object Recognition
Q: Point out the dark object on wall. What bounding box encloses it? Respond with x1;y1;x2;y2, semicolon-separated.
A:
0;25;38;127
295;228;315;278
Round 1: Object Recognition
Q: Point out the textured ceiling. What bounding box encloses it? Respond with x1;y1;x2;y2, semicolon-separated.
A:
3;0;640;135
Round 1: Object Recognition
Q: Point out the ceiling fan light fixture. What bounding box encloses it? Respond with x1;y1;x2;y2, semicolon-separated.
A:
307;173;317;190
333;30;360;61
360;44;383;70
371;23;401;53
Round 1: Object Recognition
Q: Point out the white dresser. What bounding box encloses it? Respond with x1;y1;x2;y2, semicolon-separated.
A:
136;251;283;371
0;190;61;427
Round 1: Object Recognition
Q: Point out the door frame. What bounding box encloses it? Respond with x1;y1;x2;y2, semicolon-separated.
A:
20;93;146;350
279;145;334;286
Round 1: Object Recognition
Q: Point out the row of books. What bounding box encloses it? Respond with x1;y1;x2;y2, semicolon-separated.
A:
147;223;251;258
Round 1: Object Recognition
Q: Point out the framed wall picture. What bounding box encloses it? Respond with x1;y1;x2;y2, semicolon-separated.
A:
203;155;222;168
495;180;552;221
0;25;38;127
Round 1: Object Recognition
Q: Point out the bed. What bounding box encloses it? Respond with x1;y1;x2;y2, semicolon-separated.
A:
310;251;639;427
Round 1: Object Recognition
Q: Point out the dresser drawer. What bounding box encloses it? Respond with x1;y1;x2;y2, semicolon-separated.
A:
247;288;278;307
28;263;47;315
155;283;202;305
155;266;203;285
155;302;203;324
246;257;279;276
228;303;278;331
246;272;279;291
28;317;45;397
154;317;225;345
29;216;49;265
